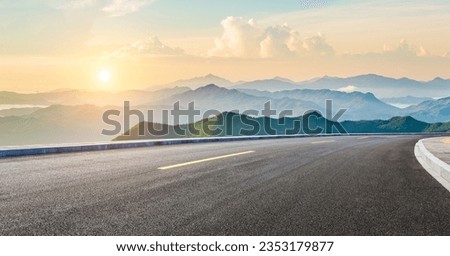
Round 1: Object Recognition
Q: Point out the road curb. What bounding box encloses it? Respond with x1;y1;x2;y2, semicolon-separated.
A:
414;139;450;191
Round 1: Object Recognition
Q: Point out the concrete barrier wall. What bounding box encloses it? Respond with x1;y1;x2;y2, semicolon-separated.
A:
0;134;319;158
1;133;449;159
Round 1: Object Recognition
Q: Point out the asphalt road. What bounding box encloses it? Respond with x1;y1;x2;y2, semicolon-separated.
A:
1;135;450;236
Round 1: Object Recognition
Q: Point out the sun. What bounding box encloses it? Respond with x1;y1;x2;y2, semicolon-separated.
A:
98;70;111;82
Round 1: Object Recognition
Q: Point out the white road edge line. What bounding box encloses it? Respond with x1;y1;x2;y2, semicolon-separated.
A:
311;140;336;144
158;150;255;170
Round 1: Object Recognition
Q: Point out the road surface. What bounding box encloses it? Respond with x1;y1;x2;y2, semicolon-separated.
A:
1;135;450;235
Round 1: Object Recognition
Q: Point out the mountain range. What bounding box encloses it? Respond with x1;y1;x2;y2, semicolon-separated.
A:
114;111;450;141
403;97;450;123
1;73;450;146
152;74;234;89
156;84;449;122
381;96;434;108
0;103;190;146
233;74;450;98
0;86;190;107
236;88;400;120
162;84;322;118
147;73;450;98
0;105;110;146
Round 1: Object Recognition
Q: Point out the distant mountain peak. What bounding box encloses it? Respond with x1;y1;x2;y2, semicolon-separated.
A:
303;110;324;118
197;84;222;90
188;73;231;82
205;73;222;79
362;73;386;78
192;84;239;94
430;77;447;82
48;88;78;93
398;77;416;82
154;74;233;90
363;92;377;99
272;76;295;83
388;115;420;123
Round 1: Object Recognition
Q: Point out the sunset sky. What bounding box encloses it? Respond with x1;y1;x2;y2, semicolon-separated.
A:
1;0;450;92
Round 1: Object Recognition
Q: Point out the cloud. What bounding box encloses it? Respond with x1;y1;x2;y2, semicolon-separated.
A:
50;0;153;16
207;17;261;58
102;0;154;17
383;39;429;57
208;17;334;59
57;0;97;10
299;0;333;9
338;85;358;93
302;34;335;56
260;24;301;58
109;36;184;58
49;0;97;10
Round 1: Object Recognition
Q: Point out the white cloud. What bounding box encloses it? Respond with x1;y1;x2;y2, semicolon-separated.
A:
383;39;429;57
207;17;261;58
260;24;301;58
110;36;184;58
416;46;429;57
50;0;153;16
338;85;358;93
208;17;334;59
50;0;97;10
303;34;335;56
102;0;154;17
298;0;331;9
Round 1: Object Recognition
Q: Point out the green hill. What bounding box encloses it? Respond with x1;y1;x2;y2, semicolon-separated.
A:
341;116;430;133
114;112;450;141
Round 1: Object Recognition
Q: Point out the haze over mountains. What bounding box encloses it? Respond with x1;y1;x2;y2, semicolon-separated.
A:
236;88;400;120
149;83;449;122
232;74;450;98
152;74;234;89
404;97;450;123
0;105;109;146
0;87;190;106
1;73;449;146
381;96;434;109
143;73;450;98
164;84;322;117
